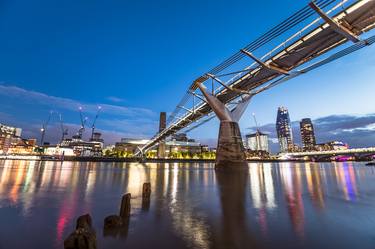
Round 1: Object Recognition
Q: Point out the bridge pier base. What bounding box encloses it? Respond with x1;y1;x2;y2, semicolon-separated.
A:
216;121;247;169
195;81;250;169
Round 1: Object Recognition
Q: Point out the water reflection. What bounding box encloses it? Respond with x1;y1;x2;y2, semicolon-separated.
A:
215;169;259;248
0;160;373;249
279;163;305;239
305;163;325;210
161;163;211;249
249;163;276;210
333;162;358;201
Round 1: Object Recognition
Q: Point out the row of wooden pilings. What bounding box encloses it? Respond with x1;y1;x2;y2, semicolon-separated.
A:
64;183;152;249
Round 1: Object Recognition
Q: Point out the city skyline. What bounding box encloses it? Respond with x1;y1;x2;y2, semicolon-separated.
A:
1;104;374;153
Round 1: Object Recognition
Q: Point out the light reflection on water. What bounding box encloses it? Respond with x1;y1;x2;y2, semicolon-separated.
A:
0;160;374;249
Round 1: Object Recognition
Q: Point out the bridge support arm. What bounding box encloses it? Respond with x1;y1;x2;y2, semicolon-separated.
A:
206;73;249;94
195;82;234;121
189;90;209;104
230;94;253;122
178;105;196;114
309;2;360;43
240;49;290;75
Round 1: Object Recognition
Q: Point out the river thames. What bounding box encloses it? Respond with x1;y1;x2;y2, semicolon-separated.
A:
0;160;374;249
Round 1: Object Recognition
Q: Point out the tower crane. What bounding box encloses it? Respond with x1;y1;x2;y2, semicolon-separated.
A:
252;113;260;151
59;114;69;143
40;111;53;146
91;106;102;140
77;107;88;140
252;113;260;132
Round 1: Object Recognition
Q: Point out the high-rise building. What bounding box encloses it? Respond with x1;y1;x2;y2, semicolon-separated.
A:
246;132;269;152
276;107;294;152
300;118;316;151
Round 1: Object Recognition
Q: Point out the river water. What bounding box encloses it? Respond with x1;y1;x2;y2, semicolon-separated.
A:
0;160;374;249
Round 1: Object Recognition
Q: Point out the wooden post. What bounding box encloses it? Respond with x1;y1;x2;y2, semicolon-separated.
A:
76;213;92;229
64;214;97;249
119;193;131;219
142;183;151;199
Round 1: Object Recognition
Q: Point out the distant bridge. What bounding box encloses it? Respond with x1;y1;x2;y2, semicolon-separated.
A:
138;0;375;156
280;147;375;159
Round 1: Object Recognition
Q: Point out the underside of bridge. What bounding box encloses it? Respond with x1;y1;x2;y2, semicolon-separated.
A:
138;0;375;166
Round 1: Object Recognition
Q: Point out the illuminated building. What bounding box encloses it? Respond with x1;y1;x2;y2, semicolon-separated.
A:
8;139;37;155
115;136;206;158
44;145;75;157
0;123;23;154
166;140;203;155
167;133;204;156
245;132;269;152
0;135;12;154
0;123;22;137
276;107;294;152
316;141;349;151
115;138;151;155
60;136;104;157
300;118;316;151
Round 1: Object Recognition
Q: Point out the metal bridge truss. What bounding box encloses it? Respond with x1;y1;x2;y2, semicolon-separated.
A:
139;0;375;154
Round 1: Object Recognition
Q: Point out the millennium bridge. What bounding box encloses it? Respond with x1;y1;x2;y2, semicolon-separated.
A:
137;0;375;168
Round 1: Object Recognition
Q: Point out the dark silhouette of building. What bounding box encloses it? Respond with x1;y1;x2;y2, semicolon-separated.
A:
300;118;316;151
157;112;166;158
276;107;294;152
172;133;189;142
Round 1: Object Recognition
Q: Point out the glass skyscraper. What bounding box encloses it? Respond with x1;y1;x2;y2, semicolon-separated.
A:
300;118;316;151
276;107;293;152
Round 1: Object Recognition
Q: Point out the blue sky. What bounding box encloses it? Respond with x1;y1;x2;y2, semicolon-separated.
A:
0;0;374;150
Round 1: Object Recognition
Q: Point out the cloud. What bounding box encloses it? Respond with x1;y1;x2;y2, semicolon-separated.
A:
99;118;158;135
247;113;375;153
106;96;125;103
0;84;155;117
0;112;12;122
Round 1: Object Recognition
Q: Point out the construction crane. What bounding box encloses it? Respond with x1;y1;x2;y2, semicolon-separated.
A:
252;113;260;132
91;106;102;140
77;107;88;140
59;114;68;143
252;113;260;151
40;111;53;146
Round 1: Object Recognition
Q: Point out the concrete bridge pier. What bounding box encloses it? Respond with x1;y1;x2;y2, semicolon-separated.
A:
216;121;247;168
196;82;251;169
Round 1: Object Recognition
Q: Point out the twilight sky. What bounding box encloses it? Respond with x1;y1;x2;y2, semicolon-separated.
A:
0;0;374;151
